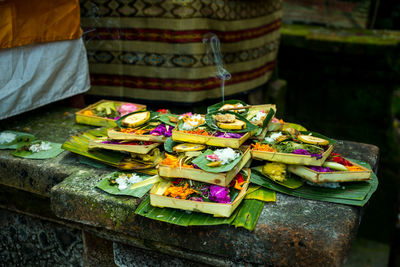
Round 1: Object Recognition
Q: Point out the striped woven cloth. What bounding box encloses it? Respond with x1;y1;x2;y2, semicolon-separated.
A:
81;0;282;103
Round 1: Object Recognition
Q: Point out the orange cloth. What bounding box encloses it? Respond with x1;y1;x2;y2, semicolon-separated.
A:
0;0;82;49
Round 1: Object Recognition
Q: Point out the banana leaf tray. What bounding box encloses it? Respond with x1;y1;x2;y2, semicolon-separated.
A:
251;144;334;166
107;128;168;143
150;170;251;217
75;100;146;127
251;131;336;166
88;138;161;154
172;129;251;149
287;159;372;184
158;147;251;186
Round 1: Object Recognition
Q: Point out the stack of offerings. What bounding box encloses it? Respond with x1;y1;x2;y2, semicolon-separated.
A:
86;110;172;170
251;129;372;183
249;122;374;206
69;101;275;217
68;99;376;210
150;101;276;217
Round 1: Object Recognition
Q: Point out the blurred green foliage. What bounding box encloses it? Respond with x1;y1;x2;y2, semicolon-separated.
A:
375;1;400;30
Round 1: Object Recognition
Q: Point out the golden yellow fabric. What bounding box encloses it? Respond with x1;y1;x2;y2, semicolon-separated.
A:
0;0;82;49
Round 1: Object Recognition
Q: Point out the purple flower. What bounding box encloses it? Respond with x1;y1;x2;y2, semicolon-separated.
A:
310;153;323;159
292;149;308;155
309;166;332;172
192;164;200;169
292;149;323;159
102;140;123;144
213;131;245;139
209;185;231;204
150;124;174;137
189;197;203;202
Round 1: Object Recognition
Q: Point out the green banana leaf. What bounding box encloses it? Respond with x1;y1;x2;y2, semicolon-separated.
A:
0;130;36;149
12;141;64;159
192;149;243;173
164;137;179;153
78;156;108;169
135;196;264;231
245;186;276;202
252;166;304;189
88;127;109;137
96;172;154;198
207;99;249;114
250;159;378;206
158;114;179;127
300;131;337;146
253;128;263;137
116;110;159;129
62;128;126;166
136;168;159;176
262;108;276;129
252;169;369;200
231;199;264;230
282;123;307;131
246;185;261;195
205;111;259;133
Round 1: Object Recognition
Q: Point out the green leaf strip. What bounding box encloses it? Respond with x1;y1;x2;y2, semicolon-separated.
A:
205;111;259;133
250;159;378;206
192;149;243;173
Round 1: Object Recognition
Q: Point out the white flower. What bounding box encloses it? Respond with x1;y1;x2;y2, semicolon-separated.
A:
114;173;143;190
181;114;204;130
264;132;283;144
251;111;266;122
29;142;52;153
127;173;142;184
115;177;128;190
212;147;239;165
0;132;16;144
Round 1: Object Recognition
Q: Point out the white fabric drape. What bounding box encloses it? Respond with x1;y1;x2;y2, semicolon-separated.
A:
0;38;90;120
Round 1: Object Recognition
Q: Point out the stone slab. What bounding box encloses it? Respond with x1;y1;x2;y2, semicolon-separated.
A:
51;140;378;266
0;184;57;221
83;231;116;267
113;241;204;267
0;209;83;266
0;104;110;197
343;238;390;267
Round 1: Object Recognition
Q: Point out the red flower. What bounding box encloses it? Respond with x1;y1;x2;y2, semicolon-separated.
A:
330;153;353;166
230;173;245;190
157;109;169;114
172;178;182;185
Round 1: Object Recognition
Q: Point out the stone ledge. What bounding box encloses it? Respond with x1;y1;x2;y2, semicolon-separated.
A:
0;103;380;266
0;151;86;197
0;105;102;197
281;24;400;51
0;209;83;266
51;139;374;266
